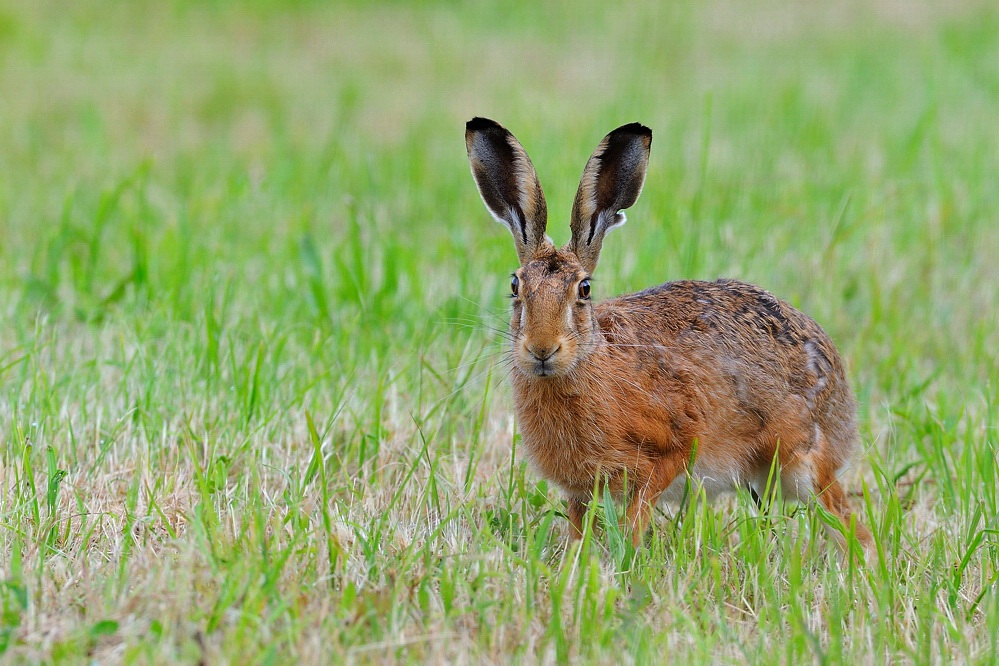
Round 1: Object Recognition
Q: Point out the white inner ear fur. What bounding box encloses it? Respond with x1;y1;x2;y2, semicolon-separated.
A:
604;211;627;234
488;210;511;228
488;206;523;240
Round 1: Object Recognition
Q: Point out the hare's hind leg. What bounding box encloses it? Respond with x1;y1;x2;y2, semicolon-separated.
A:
811;462;874;552
782;431;873;553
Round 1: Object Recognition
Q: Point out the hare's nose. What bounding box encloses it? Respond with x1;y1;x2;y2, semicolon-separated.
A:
527;343;561;362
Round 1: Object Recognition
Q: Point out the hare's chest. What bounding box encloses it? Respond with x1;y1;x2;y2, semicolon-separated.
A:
514;401;619;496
523;438;607;498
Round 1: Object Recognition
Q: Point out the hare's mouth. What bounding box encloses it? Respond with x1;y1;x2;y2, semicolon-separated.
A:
520;346;564;378
533;360;554;377
521;354;572;378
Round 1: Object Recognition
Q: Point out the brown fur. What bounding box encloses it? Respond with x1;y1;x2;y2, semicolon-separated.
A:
465;118;873;552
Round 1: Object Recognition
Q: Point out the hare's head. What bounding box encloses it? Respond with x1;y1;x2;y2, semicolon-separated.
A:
466;118;651;378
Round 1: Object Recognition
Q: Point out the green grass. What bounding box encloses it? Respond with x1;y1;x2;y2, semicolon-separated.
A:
1;0;999;662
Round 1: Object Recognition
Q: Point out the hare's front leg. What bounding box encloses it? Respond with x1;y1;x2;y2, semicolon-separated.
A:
623;455;688;547
567;498;589;541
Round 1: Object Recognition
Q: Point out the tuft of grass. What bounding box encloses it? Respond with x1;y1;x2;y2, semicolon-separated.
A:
1;0;999;662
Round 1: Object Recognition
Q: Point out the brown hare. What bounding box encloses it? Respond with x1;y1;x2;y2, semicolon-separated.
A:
465;117;873;552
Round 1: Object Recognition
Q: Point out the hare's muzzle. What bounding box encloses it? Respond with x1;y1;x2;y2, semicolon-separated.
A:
524;342;562;377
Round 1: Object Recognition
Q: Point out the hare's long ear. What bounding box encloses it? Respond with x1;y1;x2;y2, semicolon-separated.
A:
568;123;651;273
466;118;549;265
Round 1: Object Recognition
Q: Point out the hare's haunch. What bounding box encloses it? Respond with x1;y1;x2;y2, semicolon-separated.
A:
466;117;872;551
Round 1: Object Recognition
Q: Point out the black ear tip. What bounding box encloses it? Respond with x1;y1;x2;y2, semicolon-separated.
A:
612;122;652;141
467;117;504;133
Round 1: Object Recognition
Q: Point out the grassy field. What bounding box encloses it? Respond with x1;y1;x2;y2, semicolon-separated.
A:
1;0;998;662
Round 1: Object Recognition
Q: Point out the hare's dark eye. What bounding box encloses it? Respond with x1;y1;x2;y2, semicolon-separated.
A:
511;275;520;297
578;279;591;299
